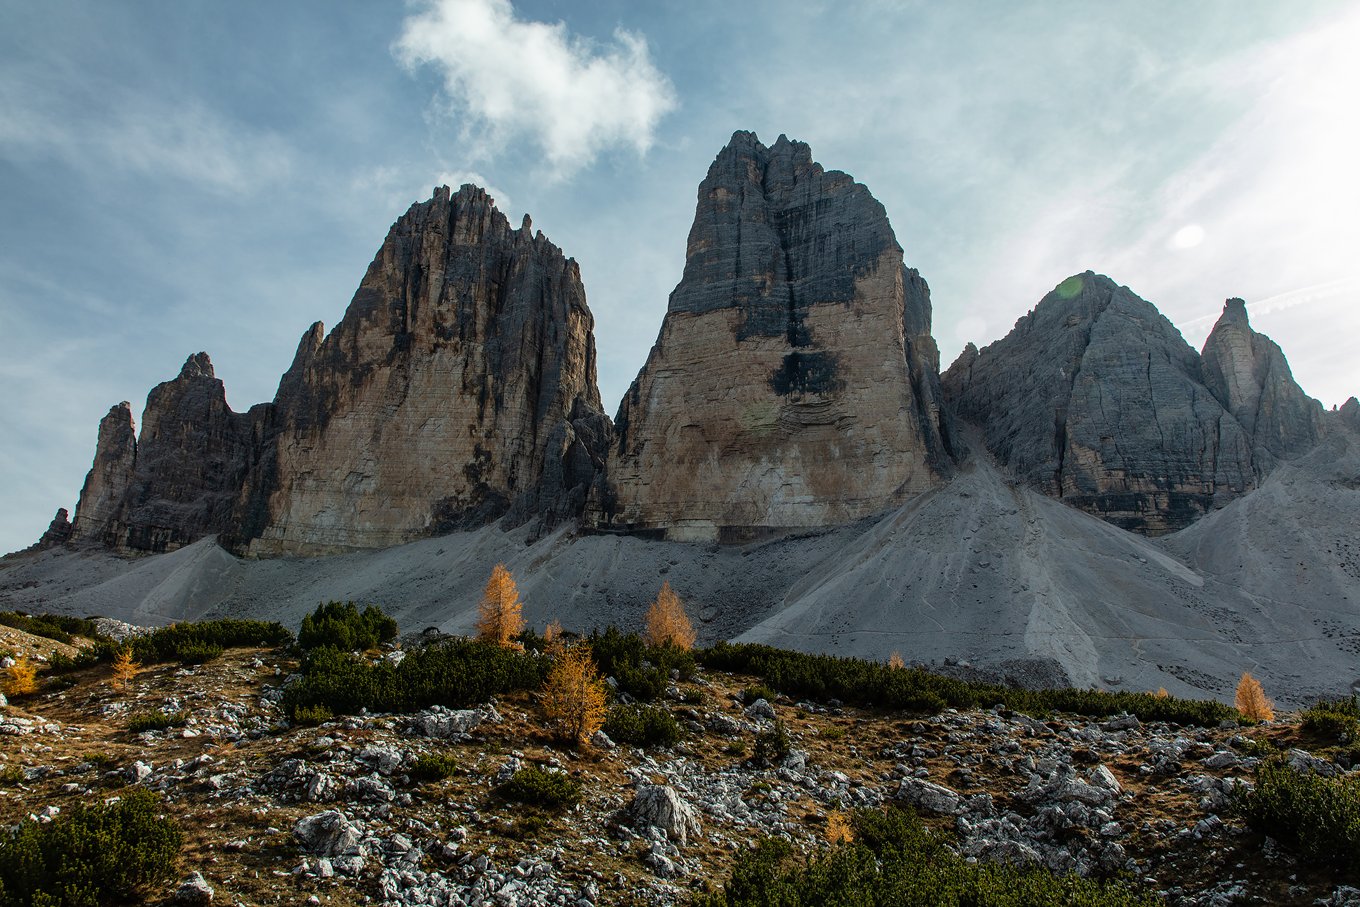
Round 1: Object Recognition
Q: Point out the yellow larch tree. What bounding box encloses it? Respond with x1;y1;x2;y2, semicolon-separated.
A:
5;657;37;697
645;581;695;649
540;643;610;746
888;652;905;670
543;620;563;655
1236;672;1275;722
477;563;523;647
110;646;141;691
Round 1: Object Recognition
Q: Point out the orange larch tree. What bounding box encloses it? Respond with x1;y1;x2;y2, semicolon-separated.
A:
110;646;141;691
645;581;695;649
541;643;610;746
1235;672;1275;722
477;563;523;647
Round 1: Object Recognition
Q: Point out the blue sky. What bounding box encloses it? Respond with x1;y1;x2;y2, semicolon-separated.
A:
2;0;1357;554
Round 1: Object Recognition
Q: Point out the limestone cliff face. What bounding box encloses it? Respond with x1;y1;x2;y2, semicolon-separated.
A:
69;402;138;545
595;132;956;541
941;274;1325;534
70;355;254;553
1200;298;1324;471
231;185;605;556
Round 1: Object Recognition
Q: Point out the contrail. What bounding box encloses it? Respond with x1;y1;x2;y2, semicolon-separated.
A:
1179;277;1359;336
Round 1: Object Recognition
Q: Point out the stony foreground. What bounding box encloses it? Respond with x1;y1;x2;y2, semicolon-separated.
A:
3;637;1360;907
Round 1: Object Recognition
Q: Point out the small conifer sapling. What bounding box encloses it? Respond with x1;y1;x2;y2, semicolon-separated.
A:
540;643;609;746
111;646;141;691
5;656;37;697
1235;672;1275;722
645;581;695;649
477;563;524;647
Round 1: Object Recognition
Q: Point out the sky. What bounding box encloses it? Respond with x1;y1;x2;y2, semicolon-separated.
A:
2;0;1358;555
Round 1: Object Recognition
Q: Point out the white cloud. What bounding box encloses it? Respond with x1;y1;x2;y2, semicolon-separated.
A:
394;0;677;176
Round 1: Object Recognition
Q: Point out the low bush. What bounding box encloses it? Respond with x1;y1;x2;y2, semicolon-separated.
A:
292;704;333;727
297;601;398;653
741;685;778;705
753;719;791;764
0;612;77;645
409;754;459;783
1236;758;1360;869
1302;696;1360;743
0;788;182;907
0;766;22;785
699;642;1240;726
602;704;681;748
498;764;581;807
127;710;189;733
696;805;1157;907
174;641;223;665
46;649;102;673
99;619;292;666
283;637;551;718
586;626;695;701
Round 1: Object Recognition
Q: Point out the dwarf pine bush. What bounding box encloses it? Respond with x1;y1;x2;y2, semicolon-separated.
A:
1236;759;1360;869
0;788;182;907
297;601;397;653
700;642;1239;726
602;704;680;748
498;764;581;807
587;626;694;702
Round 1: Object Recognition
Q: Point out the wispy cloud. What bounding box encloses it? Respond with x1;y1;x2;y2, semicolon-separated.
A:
0;77;292;193
394;0;677;177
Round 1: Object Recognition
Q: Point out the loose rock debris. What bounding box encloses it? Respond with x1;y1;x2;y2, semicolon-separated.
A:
2;640;1359;906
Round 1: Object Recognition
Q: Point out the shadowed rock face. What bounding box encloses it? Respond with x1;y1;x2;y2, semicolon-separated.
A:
595;131;957;541
70;355;255;553
942;274;1324;534
66;186;608;557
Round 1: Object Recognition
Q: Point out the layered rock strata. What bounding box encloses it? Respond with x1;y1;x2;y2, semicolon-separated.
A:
942;275;1322;533
594;132;957;542
67;186;607;556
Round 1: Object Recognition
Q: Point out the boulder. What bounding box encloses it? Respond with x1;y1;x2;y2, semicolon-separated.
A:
630;784;703;845
173;871;214;904
895;777;960;814
294;811;366;859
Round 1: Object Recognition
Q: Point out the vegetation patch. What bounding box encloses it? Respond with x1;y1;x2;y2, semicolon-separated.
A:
297;600;397;653
0;788;182;907
753;719;792;764
696;805;1157;907
1236;758;1360;869
587;626;694;702
127;709;189;733
602;704;680;748
0;612;102;646
497;764;581;807
700;642;1240;726
409;754;459;783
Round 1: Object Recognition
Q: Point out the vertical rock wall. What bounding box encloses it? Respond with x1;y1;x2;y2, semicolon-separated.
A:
233;185;605;556
595;132;956;541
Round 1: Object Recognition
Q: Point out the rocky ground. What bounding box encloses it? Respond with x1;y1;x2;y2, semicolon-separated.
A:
3;626;1360;907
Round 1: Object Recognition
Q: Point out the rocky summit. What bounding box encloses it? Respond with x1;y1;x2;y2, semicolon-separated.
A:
942;274;1324;534
594;131;957;542
62;186;609;557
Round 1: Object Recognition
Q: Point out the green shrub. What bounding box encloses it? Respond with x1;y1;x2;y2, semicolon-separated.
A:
742;685;778;705
127;710;189;733
92;619;292;666
724;741;747;758
498;764;581;807
587;626;695;701
297;601;398;653
283;637;551;718
699;642;1239;726
819;726;847;741
409;754;459;783
754;719;791;764
696;805;1157;907
175;641;223;665
1237;758;1360;868
0;612;85;645
603;704;681;748
510;811;550;840
0;788;182;907
0;766;22;785
292;704;333;727
46;649;101;673
1302;696;1360;743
